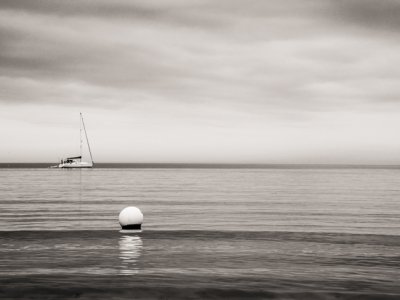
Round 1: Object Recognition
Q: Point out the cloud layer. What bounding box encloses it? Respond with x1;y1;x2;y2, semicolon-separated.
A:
1;0;400;163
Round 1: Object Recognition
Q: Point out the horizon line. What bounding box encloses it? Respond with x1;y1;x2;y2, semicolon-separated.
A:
0;162;399;169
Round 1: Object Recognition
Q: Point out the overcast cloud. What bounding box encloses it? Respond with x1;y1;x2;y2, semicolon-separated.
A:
1;0;400;163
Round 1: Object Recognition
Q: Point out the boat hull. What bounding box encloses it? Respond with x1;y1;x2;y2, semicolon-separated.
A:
58;162;93;168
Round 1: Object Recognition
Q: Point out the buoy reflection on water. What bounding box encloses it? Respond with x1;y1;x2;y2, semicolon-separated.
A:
118;235;143;275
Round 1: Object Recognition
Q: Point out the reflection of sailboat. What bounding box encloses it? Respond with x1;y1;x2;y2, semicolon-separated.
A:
57;113;94;168
119;235;143;275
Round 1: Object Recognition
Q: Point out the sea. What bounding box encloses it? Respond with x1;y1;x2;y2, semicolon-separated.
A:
0;164;399;299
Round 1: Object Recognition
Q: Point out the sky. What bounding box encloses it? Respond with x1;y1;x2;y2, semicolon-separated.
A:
1;0;400;164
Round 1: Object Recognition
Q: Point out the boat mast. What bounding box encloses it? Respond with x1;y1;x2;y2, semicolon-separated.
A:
80;113;94;165
80;114;82;162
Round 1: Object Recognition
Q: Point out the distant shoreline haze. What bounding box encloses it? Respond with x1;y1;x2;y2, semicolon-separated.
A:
0;163;399;169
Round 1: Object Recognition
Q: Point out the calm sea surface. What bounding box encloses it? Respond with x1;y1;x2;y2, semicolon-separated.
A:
1;167;399;299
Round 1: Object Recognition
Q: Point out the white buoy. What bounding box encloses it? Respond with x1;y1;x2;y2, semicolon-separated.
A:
119;207;143;230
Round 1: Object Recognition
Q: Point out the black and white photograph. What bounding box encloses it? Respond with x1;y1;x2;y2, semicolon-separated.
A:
0;0;399;299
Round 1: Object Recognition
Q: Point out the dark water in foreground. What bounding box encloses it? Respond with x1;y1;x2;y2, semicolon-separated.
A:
2;230;399;299
1;168;400;299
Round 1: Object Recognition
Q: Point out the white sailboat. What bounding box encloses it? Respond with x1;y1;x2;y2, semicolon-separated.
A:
57;113;94;169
